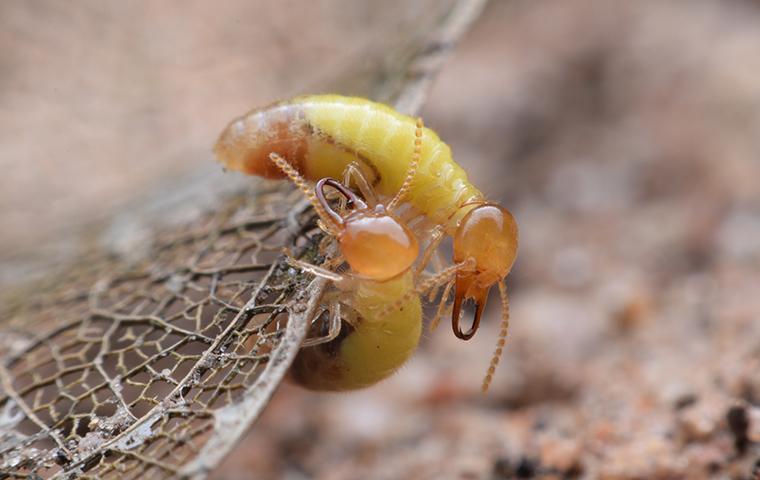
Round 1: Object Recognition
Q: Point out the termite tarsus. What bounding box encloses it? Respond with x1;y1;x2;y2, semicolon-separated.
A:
215;95;518;392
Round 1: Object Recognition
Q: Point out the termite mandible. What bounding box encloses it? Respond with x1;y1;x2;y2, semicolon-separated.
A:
215;95;518;392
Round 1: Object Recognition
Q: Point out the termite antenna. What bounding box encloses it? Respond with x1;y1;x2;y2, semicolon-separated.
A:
388;117;423;212
378;258;473;318
269;153;340;236
482;280;511;393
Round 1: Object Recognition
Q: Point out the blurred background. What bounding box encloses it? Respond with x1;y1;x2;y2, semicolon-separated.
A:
3;0;760;478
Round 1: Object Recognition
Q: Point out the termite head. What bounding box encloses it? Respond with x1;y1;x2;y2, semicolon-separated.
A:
316;178;419;282
451;203;518;340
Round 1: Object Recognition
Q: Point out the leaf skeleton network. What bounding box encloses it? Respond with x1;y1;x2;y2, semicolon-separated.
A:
214;94;518;393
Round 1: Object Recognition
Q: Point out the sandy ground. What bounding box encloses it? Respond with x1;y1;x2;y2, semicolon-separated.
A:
3;1;760;479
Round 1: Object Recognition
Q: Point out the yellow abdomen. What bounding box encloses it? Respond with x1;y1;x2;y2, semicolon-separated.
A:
289;272;422;391
300;95;482;227
215;95;483;229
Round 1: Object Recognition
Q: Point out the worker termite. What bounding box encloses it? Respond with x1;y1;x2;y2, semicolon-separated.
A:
264;154;424;390
215;95;518;392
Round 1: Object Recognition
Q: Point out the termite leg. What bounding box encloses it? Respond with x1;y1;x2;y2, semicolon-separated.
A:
429;280;454;332
415;225;445;278
426;249;448;301
301;303;342;347
282;249;352;289
342;161;378;208
431;249;445;275
412;225;446;301
378;259;473;318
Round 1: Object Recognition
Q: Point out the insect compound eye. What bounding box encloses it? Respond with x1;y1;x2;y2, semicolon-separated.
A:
339;210;419;281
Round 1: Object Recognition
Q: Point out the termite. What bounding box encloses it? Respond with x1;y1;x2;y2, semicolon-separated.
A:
264;154;424;390
215;95;518;391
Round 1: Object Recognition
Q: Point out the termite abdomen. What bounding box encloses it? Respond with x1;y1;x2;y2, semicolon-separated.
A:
214;104;309;179
290;275;422;391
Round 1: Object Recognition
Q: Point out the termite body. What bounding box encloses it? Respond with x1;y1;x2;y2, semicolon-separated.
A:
215;95;518;391
215;95;478;228
275;173;423;391
289;270;421;391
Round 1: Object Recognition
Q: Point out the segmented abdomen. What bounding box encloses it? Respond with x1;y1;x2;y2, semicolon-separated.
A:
214;103;310;179
214;95;483;227
289;271;422;391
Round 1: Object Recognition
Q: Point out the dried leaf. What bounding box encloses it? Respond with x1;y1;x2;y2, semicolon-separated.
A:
0;1;487;478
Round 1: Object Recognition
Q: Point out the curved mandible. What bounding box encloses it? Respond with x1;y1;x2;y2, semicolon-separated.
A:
451;282;487;341
315;178;369;226
453;309;481;340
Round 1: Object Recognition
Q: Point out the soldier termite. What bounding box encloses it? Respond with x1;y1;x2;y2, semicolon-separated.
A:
215;95;518;392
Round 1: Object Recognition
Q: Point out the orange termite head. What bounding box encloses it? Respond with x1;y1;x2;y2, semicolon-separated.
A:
451;203;518;340
315;178;419;282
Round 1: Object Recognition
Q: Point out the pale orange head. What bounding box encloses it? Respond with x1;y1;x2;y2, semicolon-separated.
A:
315;178;418;281
451;203;518;340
